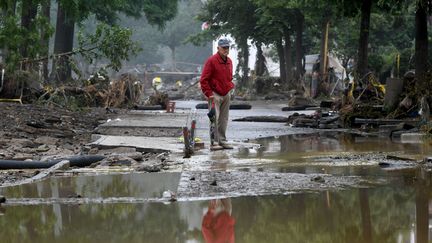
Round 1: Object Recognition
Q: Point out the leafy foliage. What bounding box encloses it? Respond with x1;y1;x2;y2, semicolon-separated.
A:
0;0;53;71
77;23;141;71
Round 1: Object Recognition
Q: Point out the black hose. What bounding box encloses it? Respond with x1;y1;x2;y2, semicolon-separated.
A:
0;155;105;169
133;105;164;110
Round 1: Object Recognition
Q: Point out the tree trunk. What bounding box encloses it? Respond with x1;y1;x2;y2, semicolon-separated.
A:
415;0;428;90
276;38;286;84
242;41;250;88
319;19;330;96
236;38;250;89
319;20;330;78
20;0;38;64
283;27;293;86
52;2;75;83
357;0;372;78
40;0;50;82
254;42;267;76
294;10;304;80
170;46;176;71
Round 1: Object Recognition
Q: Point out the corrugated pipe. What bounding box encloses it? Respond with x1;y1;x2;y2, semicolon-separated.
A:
0;155;105;169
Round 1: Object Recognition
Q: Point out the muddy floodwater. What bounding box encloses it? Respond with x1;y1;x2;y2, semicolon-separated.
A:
1;132;432;243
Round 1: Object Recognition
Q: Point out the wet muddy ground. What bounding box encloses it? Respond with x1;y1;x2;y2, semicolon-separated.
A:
1;101;432;242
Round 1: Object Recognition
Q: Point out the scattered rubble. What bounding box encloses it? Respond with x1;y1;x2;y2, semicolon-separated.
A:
0;102;174;185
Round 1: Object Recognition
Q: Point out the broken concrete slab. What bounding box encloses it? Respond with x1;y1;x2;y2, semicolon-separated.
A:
94;111;190;137
126;110;190;117
91;135;184;153
95;119;184;137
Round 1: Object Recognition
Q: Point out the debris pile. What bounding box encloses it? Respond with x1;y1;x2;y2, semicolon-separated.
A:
96;73;144;108
337;71;431;138
287;110;341;129
35;73;144;109
142;90;169;109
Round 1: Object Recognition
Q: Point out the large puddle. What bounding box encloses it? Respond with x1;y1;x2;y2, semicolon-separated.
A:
1;132;432;242
231;132;432;176
1;183;431;242
0;173;181;199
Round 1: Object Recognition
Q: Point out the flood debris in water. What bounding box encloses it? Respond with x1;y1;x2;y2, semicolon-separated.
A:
309;152;432;171
177;171;385;199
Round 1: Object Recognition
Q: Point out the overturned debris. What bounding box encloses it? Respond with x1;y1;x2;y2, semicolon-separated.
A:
287;112;341;129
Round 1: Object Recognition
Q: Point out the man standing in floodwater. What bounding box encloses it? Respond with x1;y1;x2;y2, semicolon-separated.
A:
200;38;235;150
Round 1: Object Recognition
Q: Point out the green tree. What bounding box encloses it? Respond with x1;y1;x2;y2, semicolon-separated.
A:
414;0;430;91
0;0;51;72
51;0;179;83
157;0;205;71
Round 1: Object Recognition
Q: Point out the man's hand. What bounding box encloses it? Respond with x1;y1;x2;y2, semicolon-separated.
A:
207;95;214;101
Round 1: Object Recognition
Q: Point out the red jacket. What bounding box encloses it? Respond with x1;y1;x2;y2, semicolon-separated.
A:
200;53;234;98
202;211;235;243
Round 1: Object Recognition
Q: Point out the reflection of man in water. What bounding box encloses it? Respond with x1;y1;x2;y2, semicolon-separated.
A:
202;198;235;243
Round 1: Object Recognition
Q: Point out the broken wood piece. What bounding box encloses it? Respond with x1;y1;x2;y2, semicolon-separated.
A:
233;116;288;123
183;127;192;158
0;98;22;104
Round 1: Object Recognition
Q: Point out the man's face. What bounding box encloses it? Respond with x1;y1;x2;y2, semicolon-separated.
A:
217;46;229;58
